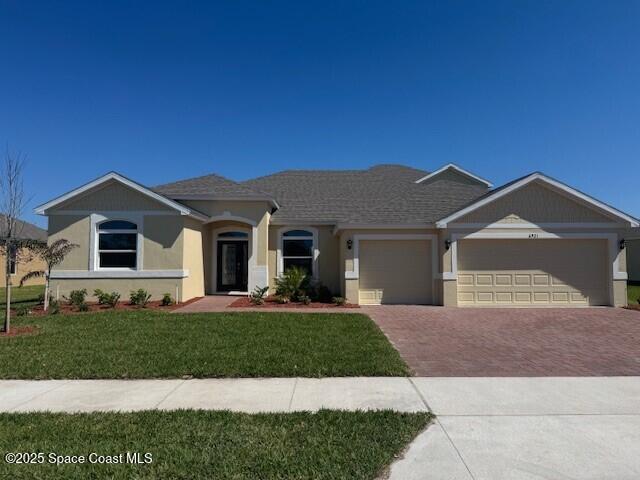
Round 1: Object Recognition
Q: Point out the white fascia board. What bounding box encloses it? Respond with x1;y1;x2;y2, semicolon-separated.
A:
332;223;434;235
34;172;208;221
436;173;640;228
169;194;280;209
415;163;493;187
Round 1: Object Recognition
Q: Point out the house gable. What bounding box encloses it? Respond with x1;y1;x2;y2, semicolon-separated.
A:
455;181;616;225
415;164;493;188
57;180;175;212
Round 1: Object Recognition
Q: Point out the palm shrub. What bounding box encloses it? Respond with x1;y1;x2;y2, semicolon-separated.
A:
249;286;269;305
130;289;152;308
20;239;78;312
275;266;310;302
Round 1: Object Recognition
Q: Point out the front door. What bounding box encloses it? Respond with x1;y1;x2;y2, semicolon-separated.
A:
217;240;248;292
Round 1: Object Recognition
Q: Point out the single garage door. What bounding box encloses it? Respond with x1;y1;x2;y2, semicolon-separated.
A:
359;239;433;305
457;239;609;306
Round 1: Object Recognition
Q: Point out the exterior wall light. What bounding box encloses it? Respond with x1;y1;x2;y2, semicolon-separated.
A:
620;239;626;250
445;239;452;251
347;239;353;250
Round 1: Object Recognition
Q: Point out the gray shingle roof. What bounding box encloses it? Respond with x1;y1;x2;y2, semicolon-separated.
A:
0;215;47;241
243;164;489;224
153;173;270;198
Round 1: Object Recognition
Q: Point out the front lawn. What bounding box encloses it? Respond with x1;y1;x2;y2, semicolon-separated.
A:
0;410;431;479
0;285;44;309
0;311;409;378
628;282;640;306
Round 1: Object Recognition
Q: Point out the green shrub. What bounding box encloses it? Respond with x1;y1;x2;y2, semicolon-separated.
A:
249;286;269;305
78;302;89;312
15;305;31;316
104;292;121;308
332;296;346;306
275;295;290;304
37;293;45;305
275;266;310;302
161;293;174;306
64;289;88;308
130;289;152;308
94;289;108;305
300;295;311;305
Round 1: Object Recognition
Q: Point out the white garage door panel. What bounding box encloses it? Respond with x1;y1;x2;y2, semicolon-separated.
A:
457;239;609;306
359;240;432;305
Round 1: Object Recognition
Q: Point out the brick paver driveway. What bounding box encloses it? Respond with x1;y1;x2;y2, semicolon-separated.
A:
364;306;640;376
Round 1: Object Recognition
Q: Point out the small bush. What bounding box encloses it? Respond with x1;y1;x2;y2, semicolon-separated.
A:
94;289;108;305
64;289;88;308
78;302;89;312
300;295;311;305
275;295;290;304
249;286;269;305
332;296;346;306
48;299;60;315
130;289;152;308
103;292;121;308
161;293;174;306
15;305;31;316
37;293;45;305
275;266;310;302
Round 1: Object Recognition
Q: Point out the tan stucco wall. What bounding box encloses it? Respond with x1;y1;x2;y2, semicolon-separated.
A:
457;182;615;224
56;181;173;212
0;251;46;287
48;215;91;270
628;239;640;281
143;215;183;270
182;218;205;299
49;278;183;302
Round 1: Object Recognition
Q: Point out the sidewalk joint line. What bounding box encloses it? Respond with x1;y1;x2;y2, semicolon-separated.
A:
154;379;187;409
408;377;432;412
437;418;477;480
288;377;298;411
9;380;72;412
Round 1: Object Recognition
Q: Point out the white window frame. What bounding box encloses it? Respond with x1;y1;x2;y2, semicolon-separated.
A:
277;226;319;278
90;213;143;271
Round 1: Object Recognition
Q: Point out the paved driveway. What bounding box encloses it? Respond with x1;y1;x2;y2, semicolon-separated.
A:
364;306;640;376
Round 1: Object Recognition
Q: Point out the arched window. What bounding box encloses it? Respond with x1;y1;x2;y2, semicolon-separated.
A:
281;229;315;275
97;220;138;268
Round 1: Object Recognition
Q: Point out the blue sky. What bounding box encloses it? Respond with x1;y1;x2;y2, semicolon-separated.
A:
1;0;639;227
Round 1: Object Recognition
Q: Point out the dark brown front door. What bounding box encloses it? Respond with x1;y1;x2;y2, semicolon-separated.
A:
217;240;248;292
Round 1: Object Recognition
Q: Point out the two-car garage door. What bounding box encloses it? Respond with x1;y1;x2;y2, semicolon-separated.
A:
457;239;609;306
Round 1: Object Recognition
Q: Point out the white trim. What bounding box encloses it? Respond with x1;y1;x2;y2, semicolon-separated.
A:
436;173;639;228
447;222;625;230
90;213;144;272
50;269;189;279
332;223;434;235
276;226;319;279
34;172;208;221
47;210;182;216
169;194;280;209
447;231;623;305
345;234;438;304
204;213;257;226
415;163;493;187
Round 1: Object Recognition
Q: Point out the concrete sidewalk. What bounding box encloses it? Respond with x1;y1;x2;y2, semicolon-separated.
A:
2;377;640;479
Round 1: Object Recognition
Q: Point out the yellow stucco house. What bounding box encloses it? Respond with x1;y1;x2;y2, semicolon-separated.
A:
35;164;639;307
0;216;47;288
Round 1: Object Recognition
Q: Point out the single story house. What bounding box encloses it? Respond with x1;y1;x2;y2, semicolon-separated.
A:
35;164;639;307
1;216;47;287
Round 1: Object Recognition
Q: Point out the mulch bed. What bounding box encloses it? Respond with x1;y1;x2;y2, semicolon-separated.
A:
19;297;204;317
0;325;40;337
229;296;359;309
624;305;640;312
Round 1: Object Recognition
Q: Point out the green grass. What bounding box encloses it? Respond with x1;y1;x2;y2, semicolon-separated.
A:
0;410;431;479
0;311;410;378
628;282;640;306
0;285;44;308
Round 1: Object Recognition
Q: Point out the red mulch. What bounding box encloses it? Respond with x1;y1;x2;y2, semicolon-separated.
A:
24;297;204;316
0;325;40;337
624;305;640;312
228;296;359;309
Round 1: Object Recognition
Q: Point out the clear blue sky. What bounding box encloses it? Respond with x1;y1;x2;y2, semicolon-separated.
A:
1;0;639;227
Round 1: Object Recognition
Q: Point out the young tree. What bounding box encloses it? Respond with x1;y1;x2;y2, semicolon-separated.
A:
20;239;78;311
0;150;30;333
